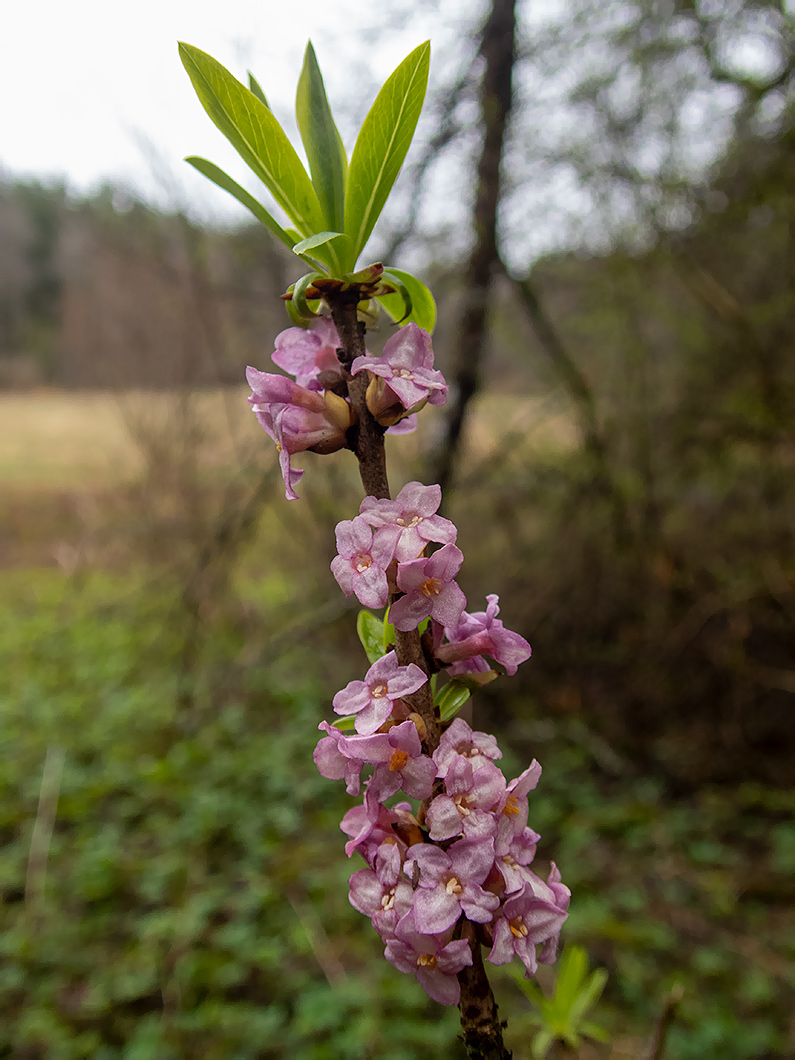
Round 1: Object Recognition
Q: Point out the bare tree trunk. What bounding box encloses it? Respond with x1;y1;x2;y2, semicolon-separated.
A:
430;0;517;497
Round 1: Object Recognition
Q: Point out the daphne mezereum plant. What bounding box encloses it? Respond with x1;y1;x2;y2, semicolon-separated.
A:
180;38;570;1058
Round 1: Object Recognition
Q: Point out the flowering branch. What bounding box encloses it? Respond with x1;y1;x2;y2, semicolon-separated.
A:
181;35;569;1060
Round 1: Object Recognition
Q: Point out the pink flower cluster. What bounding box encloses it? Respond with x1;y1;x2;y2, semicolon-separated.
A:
314;715;570;1006
316;486;568;1006
331;481;535;675
246;319;446;499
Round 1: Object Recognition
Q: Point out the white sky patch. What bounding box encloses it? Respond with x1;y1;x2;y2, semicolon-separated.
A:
0;0;447;218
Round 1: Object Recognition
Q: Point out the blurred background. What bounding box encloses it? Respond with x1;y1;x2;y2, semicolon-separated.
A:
1;0;793;1056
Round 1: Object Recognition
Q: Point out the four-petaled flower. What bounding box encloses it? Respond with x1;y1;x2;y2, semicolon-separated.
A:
425;758;506;841
405;837;500;935
271;316;344;390
351;323;448;415
385;918;472;1006
348;841;414;937
487;864;570;977
332;651;427;736
390;543;467;632
359;481;457;563
330;516;400;610
436;594;532;676
433;717;503;779
246;369;352;500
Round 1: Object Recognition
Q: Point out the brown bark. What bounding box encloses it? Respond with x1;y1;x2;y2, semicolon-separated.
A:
431;0;517;499
456;921;512;1059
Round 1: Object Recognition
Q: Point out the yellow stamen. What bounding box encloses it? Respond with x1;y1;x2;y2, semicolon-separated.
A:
389;749;409;772
509;917;529;939
420;578;441;597
417;954;437;968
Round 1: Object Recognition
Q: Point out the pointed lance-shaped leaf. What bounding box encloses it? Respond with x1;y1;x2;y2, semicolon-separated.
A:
344;41;430;261
296;42;348;242
247;71;270;109
185;156;296;252
179;42;325;236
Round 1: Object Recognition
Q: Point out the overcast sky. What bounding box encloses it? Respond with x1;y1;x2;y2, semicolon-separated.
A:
3;1;786;268
0;0;462;220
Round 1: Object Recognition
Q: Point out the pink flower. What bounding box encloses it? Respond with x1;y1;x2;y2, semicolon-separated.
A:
271;316;343;390
349;841;413;938
246;368;352;499
389;544;467;632
405;836;500;934
316;719;436;800
366;720;438;801
340;791;399;859
494;823;540;894
313;721;367;796
385;918;472;1006
432;718;503;779
436;594;532;676
425;758;505;841
495;760;543;840
330;516;400;610
332;651;427;736
487;865;570;977
359;481;457;563
351;323;447;413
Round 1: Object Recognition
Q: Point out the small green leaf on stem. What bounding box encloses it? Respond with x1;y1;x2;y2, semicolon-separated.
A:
435;680;471;723
332;714;357;731
291;271;325;320
356;610;386;665
379;268;437;333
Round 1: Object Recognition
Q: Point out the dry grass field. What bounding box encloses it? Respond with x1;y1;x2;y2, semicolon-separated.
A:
0;386;574;570
1;386;575;490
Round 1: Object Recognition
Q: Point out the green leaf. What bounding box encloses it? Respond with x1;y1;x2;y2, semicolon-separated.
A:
184;157;295;251
356;611;386;665
292;230;354;272
531;1029;554;1060
285;294;310;328
556;945;589;1007
296;42;348;240
344;41;430;260
292;271;324;320
379;270;413;323
435;681;471;723
179;42;325;236
382;606;394;655
579;1021;609;1044
569;968;608;1024
379;268;437;333
332;714;356;731
247;72;270;109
